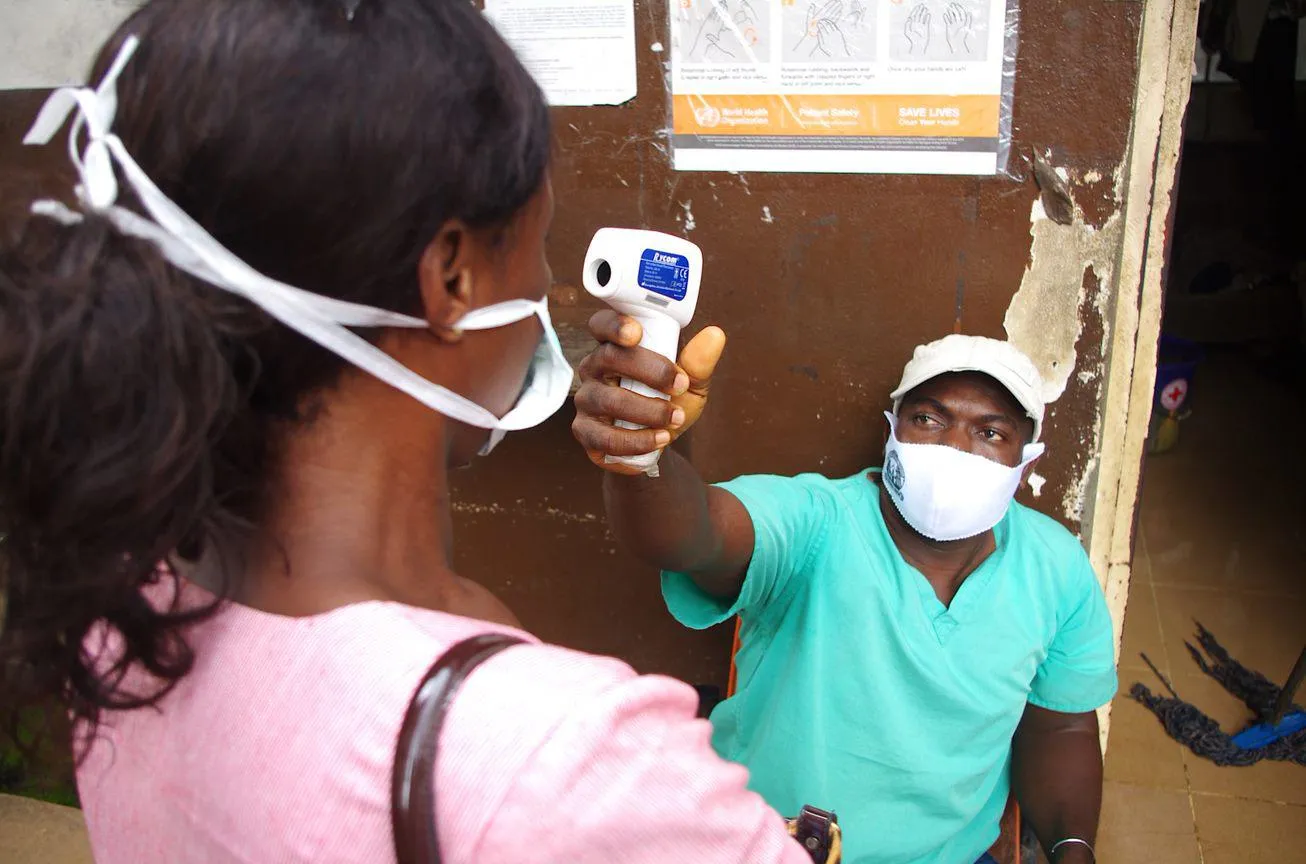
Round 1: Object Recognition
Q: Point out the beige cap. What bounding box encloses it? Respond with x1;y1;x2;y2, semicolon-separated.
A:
890;334;1046;441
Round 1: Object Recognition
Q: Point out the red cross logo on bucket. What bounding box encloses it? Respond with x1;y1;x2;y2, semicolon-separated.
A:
1160;378;1188;412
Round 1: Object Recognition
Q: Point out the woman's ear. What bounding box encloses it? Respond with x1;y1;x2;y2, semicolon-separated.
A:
419;222;475;343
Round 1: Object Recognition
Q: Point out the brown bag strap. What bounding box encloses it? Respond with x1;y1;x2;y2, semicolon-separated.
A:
392;633;841;864
391;632;525;864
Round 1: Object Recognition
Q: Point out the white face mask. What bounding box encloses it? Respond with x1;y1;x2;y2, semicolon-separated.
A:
881;412;1044;542
456;299;573;457
21;35;572;457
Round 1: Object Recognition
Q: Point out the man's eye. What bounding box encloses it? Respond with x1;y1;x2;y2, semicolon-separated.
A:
982;428;1004;441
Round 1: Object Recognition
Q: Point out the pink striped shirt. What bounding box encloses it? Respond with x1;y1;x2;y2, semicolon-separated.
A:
76;588;811;862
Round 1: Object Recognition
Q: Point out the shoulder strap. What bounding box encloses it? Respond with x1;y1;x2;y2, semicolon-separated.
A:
392;632;526;864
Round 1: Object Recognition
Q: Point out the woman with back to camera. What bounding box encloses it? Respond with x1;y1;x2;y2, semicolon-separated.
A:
0;1;819;860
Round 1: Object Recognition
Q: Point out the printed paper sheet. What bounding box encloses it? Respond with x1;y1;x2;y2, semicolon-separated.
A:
486;0;638;107
669;0;1019;175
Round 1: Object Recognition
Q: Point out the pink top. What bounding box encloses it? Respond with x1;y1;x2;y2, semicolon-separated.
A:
76;586;810;863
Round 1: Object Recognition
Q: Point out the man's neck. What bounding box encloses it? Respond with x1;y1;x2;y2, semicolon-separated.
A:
876;483;996;607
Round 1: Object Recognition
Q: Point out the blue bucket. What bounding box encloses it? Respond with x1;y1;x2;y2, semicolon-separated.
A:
1153;335;1203;415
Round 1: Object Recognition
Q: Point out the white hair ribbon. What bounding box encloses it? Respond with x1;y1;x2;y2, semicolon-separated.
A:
21;35;573;435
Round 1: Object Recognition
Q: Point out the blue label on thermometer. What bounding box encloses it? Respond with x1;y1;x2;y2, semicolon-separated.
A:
637;248;690;301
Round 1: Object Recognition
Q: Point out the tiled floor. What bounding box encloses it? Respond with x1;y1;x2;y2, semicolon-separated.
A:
0;795;91;863
1101;348;1306;862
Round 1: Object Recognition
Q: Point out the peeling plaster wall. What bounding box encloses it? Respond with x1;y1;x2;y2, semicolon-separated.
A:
1007;201;1122;408
1005;193;1124;524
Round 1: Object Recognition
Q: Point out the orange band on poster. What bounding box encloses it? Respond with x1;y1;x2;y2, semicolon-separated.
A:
672;94;1000;138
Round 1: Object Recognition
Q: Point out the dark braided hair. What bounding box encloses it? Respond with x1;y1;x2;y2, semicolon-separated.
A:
0;0;551;754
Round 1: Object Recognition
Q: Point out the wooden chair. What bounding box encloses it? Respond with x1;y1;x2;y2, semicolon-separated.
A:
724;619;1024;864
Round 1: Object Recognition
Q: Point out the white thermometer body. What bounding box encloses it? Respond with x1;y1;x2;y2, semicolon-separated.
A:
581;228;703;475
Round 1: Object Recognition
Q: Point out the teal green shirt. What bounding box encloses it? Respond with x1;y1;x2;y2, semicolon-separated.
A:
662;471;1117;864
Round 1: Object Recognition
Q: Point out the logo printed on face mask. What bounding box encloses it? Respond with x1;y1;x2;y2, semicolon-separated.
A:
885;450;906;494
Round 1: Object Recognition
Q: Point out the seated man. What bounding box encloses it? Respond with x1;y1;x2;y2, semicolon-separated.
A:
571;319;1116;864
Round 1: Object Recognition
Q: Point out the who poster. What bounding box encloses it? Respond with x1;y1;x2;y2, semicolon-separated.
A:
668;0;1020;175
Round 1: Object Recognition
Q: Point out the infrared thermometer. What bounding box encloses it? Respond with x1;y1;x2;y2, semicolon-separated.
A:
582;228;703;476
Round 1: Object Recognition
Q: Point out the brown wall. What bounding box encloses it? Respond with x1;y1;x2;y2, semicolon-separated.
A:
455;0;1145;688
0;0;1145;691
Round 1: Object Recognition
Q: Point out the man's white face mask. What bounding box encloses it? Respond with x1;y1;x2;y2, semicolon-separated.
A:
21;35;572;458
881;412;1044;542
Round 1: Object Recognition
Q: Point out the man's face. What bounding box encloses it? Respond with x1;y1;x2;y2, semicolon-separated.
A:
894;372;1034;468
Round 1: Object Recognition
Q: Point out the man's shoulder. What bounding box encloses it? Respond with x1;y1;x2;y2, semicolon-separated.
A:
718;470;832;502
718;470;874;515
1007;501;1087;558
1003;503;1101;605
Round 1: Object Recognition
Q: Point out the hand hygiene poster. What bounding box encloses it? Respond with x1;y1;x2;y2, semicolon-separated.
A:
669;0;1019;175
